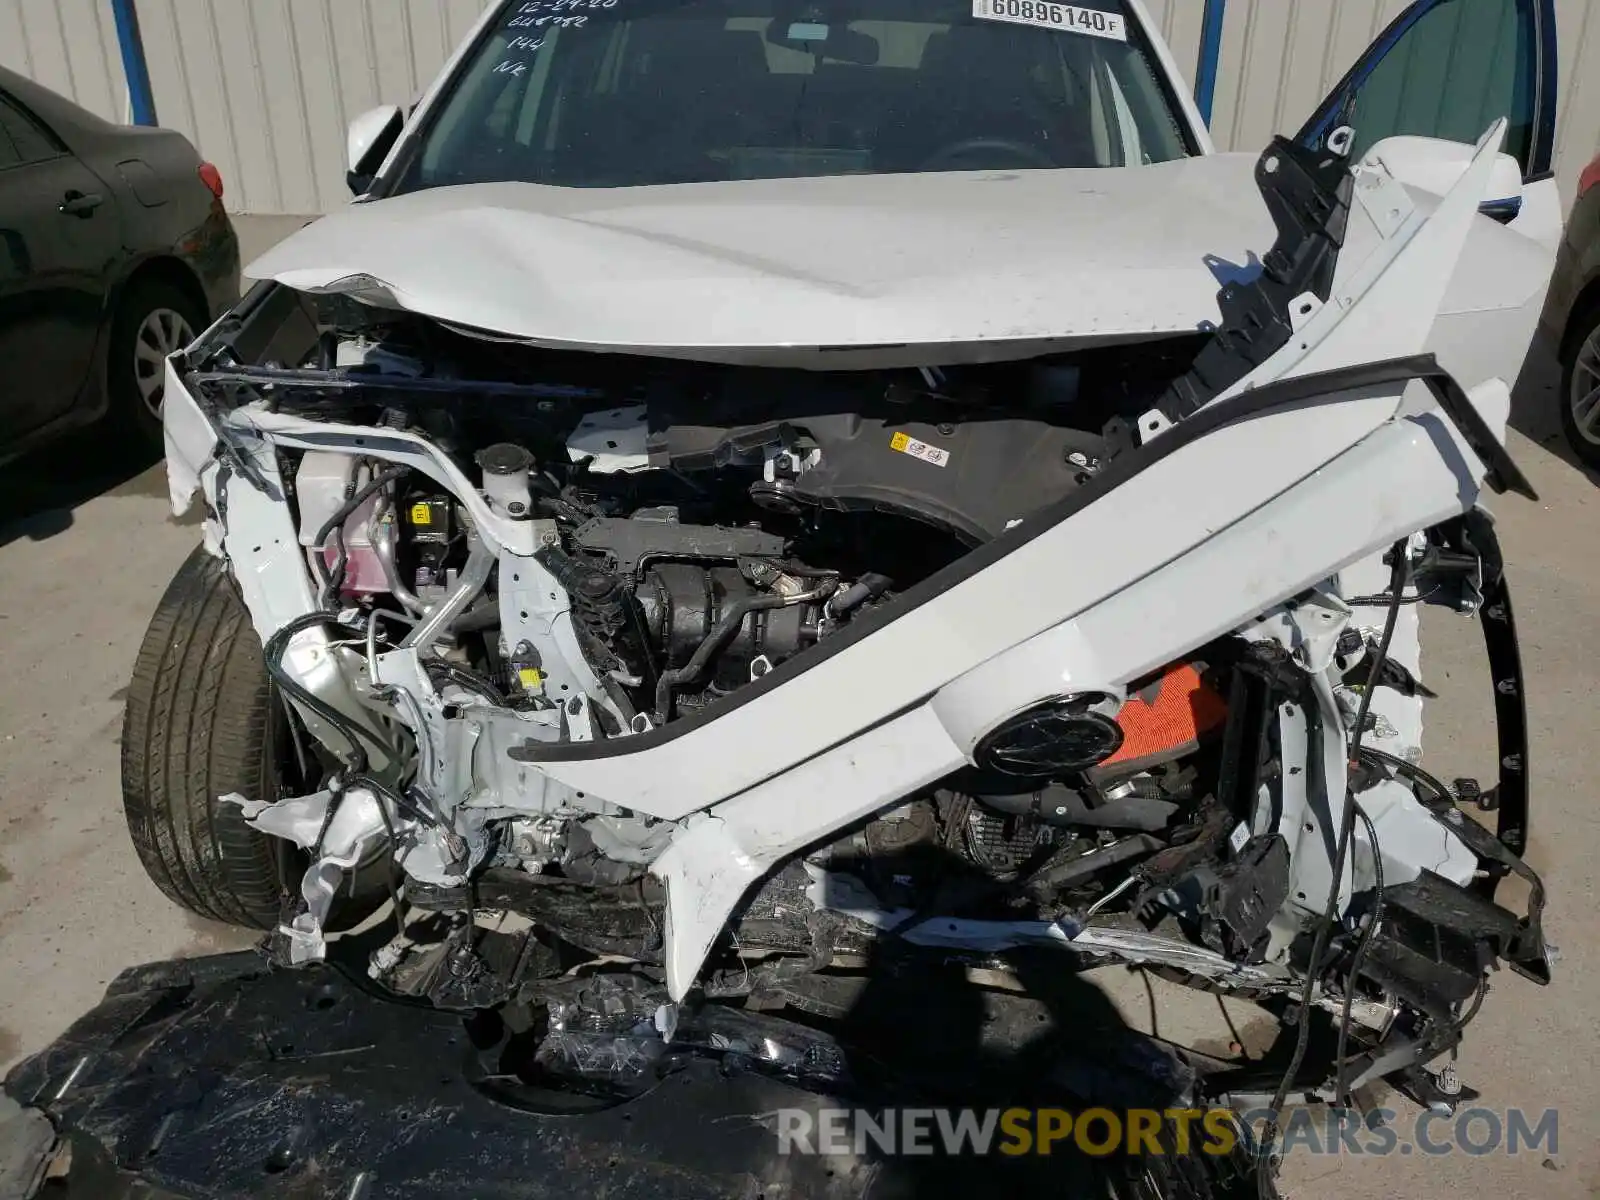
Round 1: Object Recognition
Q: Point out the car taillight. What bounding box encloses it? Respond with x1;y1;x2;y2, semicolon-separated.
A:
1580;153;1600;200
198;161;224;200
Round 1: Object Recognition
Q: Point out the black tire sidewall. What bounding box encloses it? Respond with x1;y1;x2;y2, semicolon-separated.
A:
123;546;389;931
122;546;289;928
1559;299;1600;469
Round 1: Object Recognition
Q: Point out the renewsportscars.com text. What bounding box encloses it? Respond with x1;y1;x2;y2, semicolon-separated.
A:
774;1106;1558;1159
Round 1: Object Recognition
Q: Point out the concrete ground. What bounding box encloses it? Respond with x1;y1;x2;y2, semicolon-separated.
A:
0;215;316;1073
0;215;1596;1198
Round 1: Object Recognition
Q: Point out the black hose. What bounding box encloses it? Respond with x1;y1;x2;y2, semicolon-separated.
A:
979;784;1179;832
352;773;436;839
313;469;360;605
1335;801;1385;1107
827;572;893;619
1454;975;1489;1034
653;590;818;720
367;779;411;943
263;611;382;771
1024;834;1163;891
1345;587;1438;607
1258;540;1409;1194
425;659;508;706
310;780;347;856
312;464;408;607
262;613;435;830
452;597;501;632
1356;745;1454;807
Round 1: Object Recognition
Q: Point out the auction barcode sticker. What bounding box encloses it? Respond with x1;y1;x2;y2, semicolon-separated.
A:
972;0;1128;40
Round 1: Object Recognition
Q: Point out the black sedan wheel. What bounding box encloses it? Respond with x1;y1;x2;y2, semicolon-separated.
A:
107;278;205;451
1560;298;1600;469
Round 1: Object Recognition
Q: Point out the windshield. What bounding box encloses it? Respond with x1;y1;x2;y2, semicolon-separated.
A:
393;0;1194;192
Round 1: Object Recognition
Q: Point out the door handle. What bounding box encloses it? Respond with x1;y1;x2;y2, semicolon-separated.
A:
59;190;105;217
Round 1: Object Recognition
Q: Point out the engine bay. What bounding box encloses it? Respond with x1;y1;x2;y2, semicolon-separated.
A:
176;276;1547;1042
229;301;1208;734
150;136;1552;1172
190;300;1254;912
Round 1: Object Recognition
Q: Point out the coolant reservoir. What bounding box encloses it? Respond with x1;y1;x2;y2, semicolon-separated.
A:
295;452;387;593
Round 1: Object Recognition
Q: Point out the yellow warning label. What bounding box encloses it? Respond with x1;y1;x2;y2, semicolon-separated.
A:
518;667;544;689
410;502;433;525
888;431;951;468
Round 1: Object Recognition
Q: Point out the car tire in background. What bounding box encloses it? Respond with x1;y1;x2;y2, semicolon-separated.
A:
121;546;294;929
1559;296;1600;470
105;277;206;454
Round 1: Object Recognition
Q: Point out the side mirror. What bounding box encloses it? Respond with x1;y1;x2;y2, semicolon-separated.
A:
1359;135;1525;224
346;105;404;197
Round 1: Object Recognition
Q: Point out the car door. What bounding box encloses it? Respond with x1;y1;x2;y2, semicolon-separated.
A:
0;87;122;451
1299;0;1558;233
1294;0;1559;400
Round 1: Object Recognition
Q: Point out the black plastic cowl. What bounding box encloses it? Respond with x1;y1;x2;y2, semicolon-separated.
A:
1155;136;1355;423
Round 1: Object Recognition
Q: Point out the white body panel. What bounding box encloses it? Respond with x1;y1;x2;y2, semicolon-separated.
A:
245;154;1553;395
248;156;1274;365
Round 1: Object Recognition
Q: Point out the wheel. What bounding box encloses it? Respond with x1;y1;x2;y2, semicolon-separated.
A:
105;277;205;452
1559;297;1600;469
121;546;296;928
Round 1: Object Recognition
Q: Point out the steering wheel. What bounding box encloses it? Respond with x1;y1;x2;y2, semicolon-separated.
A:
919;137;1057;172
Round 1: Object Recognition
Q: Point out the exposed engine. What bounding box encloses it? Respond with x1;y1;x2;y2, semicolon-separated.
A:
271;307;1197;740
261;315;1217;902
156;135;1551;1169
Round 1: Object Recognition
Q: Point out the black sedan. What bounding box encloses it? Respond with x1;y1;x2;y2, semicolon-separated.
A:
1549;151;1600;469
0;66;239;465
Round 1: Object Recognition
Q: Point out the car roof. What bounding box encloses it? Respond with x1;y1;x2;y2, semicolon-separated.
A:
0;63;119;150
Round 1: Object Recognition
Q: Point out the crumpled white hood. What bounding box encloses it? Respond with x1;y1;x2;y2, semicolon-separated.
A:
249;154;1276;366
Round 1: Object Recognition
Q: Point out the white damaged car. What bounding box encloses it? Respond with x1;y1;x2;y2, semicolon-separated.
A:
125;0;1557;1176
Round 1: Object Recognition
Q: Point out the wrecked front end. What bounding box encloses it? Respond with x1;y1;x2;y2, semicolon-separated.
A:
147;127;1549;1178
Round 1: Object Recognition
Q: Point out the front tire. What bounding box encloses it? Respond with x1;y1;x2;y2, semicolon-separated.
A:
121;546;288;928
1559;297;1600;470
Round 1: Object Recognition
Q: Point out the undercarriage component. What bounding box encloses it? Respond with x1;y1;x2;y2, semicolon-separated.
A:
3;952;1274;1200
1187;834;1292;963
1354;871;1526;1023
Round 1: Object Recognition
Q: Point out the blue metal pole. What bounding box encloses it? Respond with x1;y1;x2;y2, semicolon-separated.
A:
108;0;157;125
1194;0;1227;128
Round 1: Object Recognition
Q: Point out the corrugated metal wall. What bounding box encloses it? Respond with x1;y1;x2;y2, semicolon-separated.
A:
132;0;491;214
2;0;1600;215
1207;1;1407;158
1206;0;1600;209
0;0;128;123
1138;0;1205;88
